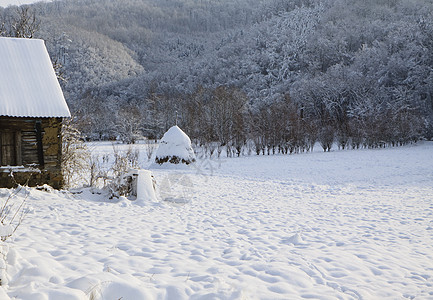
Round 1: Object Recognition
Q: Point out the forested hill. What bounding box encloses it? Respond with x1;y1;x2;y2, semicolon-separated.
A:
1;0;432;147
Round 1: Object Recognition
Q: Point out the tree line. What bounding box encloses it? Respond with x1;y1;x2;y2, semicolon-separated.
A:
75;83;423;157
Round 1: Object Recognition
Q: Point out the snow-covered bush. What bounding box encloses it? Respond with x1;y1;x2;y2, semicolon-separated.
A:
62;125;144;196
0;187;28;242
62;119;91;188
111;145;140;178
108;145;140;197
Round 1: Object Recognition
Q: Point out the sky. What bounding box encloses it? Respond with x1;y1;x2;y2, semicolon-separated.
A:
0;0;49;7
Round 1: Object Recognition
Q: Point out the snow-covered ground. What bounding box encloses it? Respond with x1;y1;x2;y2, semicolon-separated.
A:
1;142;433;299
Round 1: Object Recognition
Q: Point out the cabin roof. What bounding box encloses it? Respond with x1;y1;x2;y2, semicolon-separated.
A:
0;37;71;118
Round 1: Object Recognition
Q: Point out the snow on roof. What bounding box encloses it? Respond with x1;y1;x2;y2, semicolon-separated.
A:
0;37;71;118
155;125;196;163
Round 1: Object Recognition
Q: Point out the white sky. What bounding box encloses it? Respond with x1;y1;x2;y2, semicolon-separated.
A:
0;0;49;7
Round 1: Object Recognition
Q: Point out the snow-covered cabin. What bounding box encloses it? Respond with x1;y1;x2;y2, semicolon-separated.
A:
0;37;70;189
155;125;196;165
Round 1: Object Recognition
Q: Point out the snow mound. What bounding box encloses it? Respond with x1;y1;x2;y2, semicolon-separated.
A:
154;126;196;165
67;272;152;300
136;170;157;204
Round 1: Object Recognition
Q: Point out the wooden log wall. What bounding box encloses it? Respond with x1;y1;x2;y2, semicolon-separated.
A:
0;116;64;189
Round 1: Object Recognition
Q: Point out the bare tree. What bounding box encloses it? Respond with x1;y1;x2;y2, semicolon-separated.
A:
0;6;40;38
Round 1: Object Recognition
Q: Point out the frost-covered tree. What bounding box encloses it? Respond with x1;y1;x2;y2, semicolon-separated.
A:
0;6;40;38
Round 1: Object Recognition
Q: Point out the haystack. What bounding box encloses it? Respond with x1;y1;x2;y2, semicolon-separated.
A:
154;126;196;165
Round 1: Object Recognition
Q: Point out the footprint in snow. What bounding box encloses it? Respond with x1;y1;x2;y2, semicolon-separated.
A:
282;233;305;245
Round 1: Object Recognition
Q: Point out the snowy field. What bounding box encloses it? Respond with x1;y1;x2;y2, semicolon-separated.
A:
1;142;433;299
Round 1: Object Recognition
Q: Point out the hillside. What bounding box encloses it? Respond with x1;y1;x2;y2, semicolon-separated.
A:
1;0;432;143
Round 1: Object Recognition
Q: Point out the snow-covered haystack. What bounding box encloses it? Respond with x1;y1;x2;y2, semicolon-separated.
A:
154;126;196;166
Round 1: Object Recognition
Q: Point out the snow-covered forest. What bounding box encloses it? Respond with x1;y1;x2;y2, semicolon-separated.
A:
1;0;433;149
